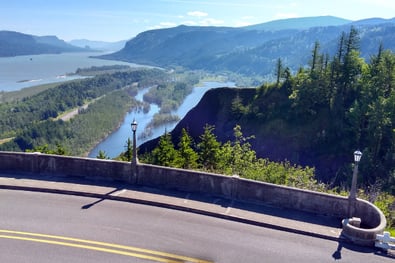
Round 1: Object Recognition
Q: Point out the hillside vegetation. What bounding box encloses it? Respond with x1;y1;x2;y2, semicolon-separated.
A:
0;31;90;57
0;69;166;155
100;17;395;79
140;28;395;195
0;68;207;156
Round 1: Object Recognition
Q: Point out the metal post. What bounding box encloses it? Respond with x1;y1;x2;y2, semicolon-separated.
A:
348;162;358;217
132;129;137;164
348;150;362;218
131;119;138;184
349;162;359;200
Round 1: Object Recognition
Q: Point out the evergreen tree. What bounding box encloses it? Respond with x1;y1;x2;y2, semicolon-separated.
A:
178;128;198;169
152;131;180;167
229;125;256;175
123;138;133;161
275;58;284;87
197;124;221;171
97;150;110;159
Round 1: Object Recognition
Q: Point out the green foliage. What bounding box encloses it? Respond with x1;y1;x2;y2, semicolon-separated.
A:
374;193;395;229
143;124;320;191
0;69;164;155
117;138;133;162
246;28;395;192
178;128;198;169
197;124;222;171
151;131;181;167
143;81;194;113
26;143;68;155
0;69;163;140
147;113;180;129
231;95;249;119
96;150;110;159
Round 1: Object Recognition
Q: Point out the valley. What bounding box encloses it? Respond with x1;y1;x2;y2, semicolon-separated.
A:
1;15;394;232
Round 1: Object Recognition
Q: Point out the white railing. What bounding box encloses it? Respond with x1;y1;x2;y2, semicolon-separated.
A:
375;231;395;250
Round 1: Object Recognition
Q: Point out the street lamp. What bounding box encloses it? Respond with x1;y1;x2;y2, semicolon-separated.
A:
131;119;138;183
348;150;362;217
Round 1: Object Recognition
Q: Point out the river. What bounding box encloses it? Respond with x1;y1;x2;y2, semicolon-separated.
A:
0;52;144;92
88;81;236;158
0;52;235;158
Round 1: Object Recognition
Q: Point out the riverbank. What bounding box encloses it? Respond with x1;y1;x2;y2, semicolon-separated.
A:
0;52;146;92
88;81;236;158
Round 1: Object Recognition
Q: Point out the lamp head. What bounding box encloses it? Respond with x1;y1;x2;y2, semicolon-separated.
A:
354;150;362;163
131;119;137;132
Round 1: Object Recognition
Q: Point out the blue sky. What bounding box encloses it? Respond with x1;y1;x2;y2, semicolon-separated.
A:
2;0;395;41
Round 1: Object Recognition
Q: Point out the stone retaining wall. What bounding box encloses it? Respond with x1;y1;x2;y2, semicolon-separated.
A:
0;151;386;246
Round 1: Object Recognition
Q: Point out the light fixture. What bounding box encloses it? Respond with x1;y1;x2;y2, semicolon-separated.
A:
131;119;137;132
354;150;362;163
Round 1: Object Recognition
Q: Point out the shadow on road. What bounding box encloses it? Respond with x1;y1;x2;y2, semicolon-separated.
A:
2;172;341;241
81;188;121;209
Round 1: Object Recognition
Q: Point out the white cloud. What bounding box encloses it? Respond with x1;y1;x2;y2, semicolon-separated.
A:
187;11;208;17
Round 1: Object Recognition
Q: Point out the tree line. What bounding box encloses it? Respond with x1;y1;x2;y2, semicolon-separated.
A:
0;69;165;140
139;124;319;190
0;69;166;155
235;27;394;193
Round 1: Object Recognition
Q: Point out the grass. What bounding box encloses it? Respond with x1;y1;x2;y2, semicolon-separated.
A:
0;137;14;145
385;228;395;236
0;78;83;104
0;82;60;103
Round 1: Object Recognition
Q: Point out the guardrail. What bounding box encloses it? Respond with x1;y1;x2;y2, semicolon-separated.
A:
0;151;387;247
376;232;395;251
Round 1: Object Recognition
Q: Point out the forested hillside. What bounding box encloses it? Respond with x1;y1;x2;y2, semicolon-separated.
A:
0;69;166;155
140;28;395;194
0;31;89;57
101;17;395;79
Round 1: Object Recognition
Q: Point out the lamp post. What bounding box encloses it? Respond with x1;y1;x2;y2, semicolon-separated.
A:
131;119;138;183
348;150;362;217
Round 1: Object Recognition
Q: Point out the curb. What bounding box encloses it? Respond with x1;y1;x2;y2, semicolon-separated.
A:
0;184;344;243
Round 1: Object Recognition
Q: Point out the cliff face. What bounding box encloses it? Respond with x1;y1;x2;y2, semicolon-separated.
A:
139;87;347;181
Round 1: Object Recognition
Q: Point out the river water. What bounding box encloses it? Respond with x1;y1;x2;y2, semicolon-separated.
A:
0;52;143;91
0;52;236;158
88;81;236;158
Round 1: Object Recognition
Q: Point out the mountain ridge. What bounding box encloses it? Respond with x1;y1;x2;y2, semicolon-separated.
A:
69;39;127;52
243;15;351;31
0;30;91;57
100;16;395;78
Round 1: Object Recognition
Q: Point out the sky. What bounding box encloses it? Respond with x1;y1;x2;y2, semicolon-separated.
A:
2;0;395;42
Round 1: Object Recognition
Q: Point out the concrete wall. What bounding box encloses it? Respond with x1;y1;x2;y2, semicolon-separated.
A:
0;151;386;246
0;151;131;182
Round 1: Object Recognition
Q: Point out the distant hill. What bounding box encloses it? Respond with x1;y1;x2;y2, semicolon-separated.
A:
0;31;90;57
244;16;350;31
100;16;395;78
69;39;127;52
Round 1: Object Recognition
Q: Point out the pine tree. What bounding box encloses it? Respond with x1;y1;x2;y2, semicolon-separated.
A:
152;131;180;167
230;125;256;175
178;128;198;169
97;150;110;159
197;124;221;171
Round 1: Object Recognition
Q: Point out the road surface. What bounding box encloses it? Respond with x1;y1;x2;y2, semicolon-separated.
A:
0;189;392;262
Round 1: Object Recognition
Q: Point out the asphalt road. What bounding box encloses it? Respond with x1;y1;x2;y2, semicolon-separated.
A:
0;189;392;263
